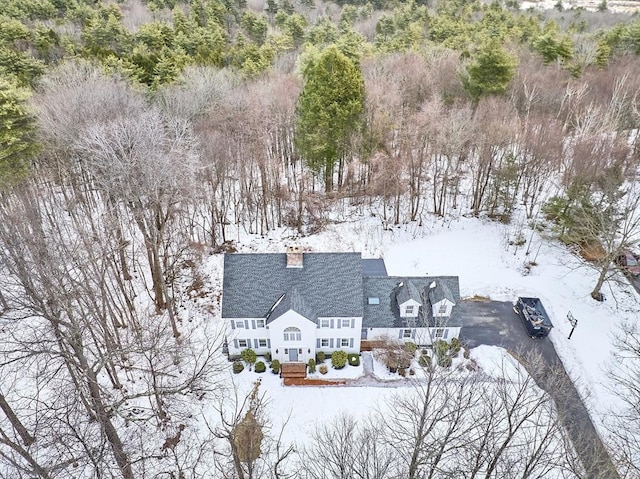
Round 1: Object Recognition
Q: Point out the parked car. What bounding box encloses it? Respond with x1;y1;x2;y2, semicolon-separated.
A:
513;297;553;338
616;250;640;276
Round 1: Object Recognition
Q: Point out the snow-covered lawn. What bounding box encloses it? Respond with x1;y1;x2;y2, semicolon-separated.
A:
204;212;640;455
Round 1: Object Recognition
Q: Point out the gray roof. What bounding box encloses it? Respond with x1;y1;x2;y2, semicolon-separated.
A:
266;287;316;324
362;258;388;277
428;280;456;305
363;276;462;328
222;253;364;321
397;279;422;305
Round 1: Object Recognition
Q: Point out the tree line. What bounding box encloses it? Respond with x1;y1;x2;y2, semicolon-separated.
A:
1;0;640;476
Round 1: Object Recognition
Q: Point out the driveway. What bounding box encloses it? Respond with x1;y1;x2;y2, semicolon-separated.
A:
459;299;619;479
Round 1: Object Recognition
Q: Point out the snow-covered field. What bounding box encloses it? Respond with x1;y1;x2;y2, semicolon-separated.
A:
205;211;640;453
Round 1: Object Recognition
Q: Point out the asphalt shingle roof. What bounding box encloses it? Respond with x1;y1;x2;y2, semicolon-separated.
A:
397;279;423;305
266;286;317;324
222;253;364;321
428;280;456;305
363;276;462;328
362;258;388;277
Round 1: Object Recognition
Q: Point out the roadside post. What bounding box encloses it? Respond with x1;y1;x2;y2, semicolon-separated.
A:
567;311;578;340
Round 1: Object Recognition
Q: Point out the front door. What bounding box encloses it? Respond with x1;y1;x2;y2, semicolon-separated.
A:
289;348;298;361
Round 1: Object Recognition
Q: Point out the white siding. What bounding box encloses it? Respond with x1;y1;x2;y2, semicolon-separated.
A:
268;310;318;363
431;299;455;318
316;316;362;355
227;317;270;357
399;299;421;318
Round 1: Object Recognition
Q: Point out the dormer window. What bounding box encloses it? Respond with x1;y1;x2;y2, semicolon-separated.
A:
439;303;447;314
405;305;415;315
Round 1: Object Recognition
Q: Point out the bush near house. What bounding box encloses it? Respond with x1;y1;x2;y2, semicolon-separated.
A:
374;336;413;372
241;348;257;369
331;350;347;369
418;354;432;369
319;364;328;374
434;340;452;368
347;353;360;366
308;358;316;373
316;351;326;363
255;361;266;373
264;352;271;363
405;342;418;354
270;359;281;374
233;361;244;374
450;338;461;356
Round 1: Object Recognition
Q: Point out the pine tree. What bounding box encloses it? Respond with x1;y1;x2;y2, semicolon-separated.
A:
295;45;364;191
462;40;517;102
0;77;37;186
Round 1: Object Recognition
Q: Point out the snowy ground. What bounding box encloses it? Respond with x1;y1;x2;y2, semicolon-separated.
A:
204;211;640;455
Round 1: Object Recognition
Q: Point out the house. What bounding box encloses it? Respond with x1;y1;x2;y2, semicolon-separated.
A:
222;247;462;363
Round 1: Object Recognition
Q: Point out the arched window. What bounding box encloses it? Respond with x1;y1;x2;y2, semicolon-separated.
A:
284;327;301;341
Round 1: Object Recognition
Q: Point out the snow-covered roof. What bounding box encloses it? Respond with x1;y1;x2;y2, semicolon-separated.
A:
222;252;364;321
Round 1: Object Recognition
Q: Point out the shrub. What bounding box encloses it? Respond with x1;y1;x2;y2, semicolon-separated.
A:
308;358;316;373
409;368;415;375
254;361;266;373
418;354;431;368
434;340;450;366
450;338;461;356
264;352;271;363
241;348;257;369
404;342;418;354
316;351;326;363
398;367;406;377
347;353;360;366
374;335;413;371
233;361;244;374
331;350;348;369
270;359;281;374
319;364;328;374
439;356;452;368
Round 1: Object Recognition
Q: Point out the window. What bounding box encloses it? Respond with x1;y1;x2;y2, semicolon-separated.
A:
258;339;267;348
368;297;380;305
341;319;351;328
284;348;288;354
340;338;350;347
403;329;412;338
405;305;415;315
435;328;444;338
321;339;329;347
284;327;301;341
438;303;447;314
235;320;245;328
238;339;248;348
256;319;265;328
321;319;330;328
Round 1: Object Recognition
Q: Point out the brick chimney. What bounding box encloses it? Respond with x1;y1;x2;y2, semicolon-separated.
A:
286;246;304;268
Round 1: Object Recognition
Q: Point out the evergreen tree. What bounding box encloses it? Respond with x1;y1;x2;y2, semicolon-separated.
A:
0;77;37;186
295;45;364;191
462;40;517;102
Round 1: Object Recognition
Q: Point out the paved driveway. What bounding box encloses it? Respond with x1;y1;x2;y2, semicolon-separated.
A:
459;299;619;479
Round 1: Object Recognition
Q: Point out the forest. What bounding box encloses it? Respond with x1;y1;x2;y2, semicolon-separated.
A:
1;0;640;476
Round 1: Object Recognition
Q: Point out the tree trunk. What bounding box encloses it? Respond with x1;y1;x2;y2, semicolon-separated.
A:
0;393;35;446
